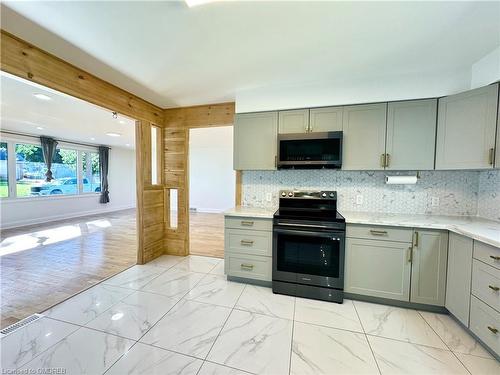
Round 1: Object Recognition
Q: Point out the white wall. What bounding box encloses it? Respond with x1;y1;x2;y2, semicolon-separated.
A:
189;126;235;213
235;67;472;113
471;46;500;89
0;147;136;229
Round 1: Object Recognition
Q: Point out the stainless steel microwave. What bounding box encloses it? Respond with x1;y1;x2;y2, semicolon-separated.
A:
277;131;343;169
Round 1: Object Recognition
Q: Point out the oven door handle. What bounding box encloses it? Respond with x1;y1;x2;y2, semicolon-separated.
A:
274;228;344;239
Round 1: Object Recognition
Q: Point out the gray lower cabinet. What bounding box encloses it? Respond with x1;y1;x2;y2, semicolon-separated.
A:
346;225;448;306
385;99;437;170
224;216;272;282
436;83;498;170
469;295;500;355
309;106;343;132
445;233;473;326
234;112;278;170
278;109;309;134
410;230;448;306
345;237;412;301
342;103;387;170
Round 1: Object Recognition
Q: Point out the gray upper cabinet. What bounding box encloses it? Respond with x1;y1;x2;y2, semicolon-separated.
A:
386;99;437;170
278;109;309;134
436;84;499;170
410;230;448;306
446;233;473;326
309;106;343;132
342;103;387;170
496;100;500;168
234;112;278;170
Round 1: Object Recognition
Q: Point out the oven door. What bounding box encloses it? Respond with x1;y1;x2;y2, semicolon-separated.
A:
273;226;345;289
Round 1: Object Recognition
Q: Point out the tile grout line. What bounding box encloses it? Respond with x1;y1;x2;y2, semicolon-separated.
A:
352;301;382;375
100;262;219;374
417;311;473;375
288;296;297;375
201;282;248;371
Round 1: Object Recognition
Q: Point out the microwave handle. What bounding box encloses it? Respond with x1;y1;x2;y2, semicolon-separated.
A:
274;228;344;239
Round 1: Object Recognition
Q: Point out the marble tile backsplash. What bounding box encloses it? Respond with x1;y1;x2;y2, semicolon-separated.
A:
242;170;481;216
478;170;500;221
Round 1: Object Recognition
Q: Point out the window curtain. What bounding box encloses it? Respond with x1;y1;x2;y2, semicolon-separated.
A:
99;146;110;203
40;136;58;182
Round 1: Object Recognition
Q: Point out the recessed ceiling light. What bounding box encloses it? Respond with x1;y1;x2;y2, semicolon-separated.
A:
119;120;125;124
185;0;220;7
36;126;44;130
106;132;121;137
90;137;95;141
125;143;130;147
33;93;52;101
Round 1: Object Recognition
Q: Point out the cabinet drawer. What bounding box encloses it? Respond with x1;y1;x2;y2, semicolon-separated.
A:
226;254;272;281
472;260;500;312
225;229;272;256
225;217;272;231
470;295;500;355
474;241;500;270
346;224;413;243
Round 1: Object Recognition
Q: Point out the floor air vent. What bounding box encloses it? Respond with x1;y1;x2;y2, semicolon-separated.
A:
1;313;44;336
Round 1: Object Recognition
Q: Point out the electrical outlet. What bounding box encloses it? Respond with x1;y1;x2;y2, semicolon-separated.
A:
356;195;363;205
266;193;272;202
431;196;439;207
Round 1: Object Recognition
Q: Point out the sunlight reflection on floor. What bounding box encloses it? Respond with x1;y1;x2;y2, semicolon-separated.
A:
0;220;112;256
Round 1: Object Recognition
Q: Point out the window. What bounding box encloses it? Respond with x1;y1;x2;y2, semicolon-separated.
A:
151;126;158;184
15;143;45;197
3;139;102;199
0;142;7;197
82;151;100;193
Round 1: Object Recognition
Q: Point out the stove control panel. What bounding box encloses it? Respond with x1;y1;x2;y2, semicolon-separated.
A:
279;190;337;199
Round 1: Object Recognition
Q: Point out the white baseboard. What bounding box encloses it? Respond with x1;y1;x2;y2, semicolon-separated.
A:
1;205;136;230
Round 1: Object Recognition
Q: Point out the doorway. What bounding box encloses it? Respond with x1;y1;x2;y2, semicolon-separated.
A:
188;126;235;258
0;72;138;328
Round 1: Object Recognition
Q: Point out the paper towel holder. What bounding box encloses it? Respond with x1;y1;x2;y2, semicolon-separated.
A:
385;171;421;185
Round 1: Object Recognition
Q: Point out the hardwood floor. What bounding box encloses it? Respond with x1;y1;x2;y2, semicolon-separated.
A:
189;211;224;259
0;209;137;329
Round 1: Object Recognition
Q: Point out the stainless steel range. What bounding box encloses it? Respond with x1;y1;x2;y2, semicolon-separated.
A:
272;190;346;303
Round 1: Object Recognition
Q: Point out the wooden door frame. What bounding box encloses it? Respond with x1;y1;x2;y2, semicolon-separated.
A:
0;30;164;264
163;103;236;256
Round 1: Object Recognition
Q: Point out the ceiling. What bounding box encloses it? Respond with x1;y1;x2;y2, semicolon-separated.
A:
1;1;499;108
0;72;136;149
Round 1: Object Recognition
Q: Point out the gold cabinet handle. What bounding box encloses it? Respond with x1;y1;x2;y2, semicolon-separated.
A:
370;230;388;236
385;153;390;168
490;255;500;261
380;154;386;168
407;247;413;263
241;220;254;226
240;263;254;270
489;148;495;165
413;231;419;248
488;285;500;292
240;239;254;246
487;326;498;334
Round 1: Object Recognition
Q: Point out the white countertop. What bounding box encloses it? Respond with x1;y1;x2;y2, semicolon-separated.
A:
224;206;500;248
224;206;276;219
340;211;500;248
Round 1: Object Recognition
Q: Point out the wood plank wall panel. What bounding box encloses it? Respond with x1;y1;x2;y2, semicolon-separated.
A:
163;103;235;256
1;31;163;124
136;120;167;263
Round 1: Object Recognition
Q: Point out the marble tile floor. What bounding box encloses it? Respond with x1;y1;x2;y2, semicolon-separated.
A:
1;254;499;375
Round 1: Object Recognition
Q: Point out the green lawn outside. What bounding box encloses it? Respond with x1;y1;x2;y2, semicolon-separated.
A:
0;182;33;198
